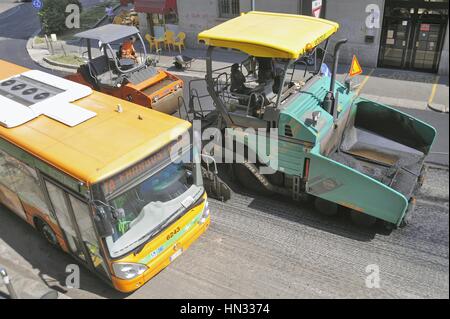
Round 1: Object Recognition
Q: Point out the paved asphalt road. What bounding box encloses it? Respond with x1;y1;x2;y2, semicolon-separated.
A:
0;1;101;73
0;2;49;71
0;74;448;299
0;4;448;299
0;164;448;299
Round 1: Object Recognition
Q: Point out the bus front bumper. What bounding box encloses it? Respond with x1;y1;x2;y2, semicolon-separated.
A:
111;215;211;293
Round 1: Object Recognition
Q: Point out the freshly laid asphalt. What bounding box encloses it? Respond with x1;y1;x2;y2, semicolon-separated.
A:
0;165;448;299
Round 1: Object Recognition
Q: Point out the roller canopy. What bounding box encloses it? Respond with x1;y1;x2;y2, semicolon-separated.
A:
75;25;140;44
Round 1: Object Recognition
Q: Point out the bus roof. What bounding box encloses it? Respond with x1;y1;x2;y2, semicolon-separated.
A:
198;11;339;59
0;60;190;185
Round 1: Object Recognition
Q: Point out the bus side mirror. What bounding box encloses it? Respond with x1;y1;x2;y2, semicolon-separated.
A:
202;153;218;176
201;154;231;202
93;206;114;238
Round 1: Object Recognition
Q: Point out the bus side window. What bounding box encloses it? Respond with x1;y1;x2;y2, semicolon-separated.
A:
68;195;109;278
0;149;15;186
0;152;55;223
0;149;27;219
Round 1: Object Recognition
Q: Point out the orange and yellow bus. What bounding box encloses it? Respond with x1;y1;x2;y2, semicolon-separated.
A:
0;60;211;293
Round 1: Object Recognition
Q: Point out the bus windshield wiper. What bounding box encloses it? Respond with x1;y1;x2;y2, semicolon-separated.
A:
132;195;205;256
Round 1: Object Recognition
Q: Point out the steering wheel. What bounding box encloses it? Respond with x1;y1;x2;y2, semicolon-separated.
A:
113;75;126;88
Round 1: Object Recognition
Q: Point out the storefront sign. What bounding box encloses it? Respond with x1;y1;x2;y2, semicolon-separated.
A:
312;0;322;18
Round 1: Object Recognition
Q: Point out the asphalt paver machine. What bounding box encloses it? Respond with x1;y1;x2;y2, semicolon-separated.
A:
183;11;435;228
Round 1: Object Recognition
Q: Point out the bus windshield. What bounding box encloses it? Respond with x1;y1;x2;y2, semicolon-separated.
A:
102;160;204;258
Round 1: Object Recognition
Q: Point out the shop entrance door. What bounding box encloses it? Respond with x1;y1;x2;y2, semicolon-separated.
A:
379;0;448;73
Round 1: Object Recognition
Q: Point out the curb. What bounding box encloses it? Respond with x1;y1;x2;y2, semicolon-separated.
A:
43;56;80;70
428;102;449;113
26;3;121;74
27;39;78;74
0;258;71;299
26;27;41;51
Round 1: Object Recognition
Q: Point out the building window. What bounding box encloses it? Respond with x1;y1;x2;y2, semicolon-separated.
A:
219;0;240;18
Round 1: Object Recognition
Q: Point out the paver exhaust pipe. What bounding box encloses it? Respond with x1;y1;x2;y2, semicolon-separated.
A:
323;39;348;118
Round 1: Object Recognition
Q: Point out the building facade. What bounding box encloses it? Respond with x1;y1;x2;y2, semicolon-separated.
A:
136;0;449;74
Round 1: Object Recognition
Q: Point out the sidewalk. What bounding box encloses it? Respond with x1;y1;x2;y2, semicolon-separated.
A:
0;256;70;299
27;37;449;114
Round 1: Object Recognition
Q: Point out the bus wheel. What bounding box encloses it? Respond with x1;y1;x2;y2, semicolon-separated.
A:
35;219;59;248
314;197;339;216
350;210;377;228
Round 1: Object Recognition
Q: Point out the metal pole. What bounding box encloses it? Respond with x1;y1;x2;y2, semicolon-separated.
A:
205;46;233;126
251;0;255;11
275;61;292;108
323;38;347;115
0;267;18;299
330;39;348;95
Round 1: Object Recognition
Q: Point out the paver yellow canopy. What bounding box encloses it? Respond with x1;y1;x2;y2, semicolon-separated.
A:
198;11;339;59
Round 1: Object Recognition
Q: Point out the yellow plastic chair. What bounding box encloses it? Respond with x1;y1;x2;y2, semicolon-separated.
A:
145;34;163;52
174;32;186;53
164;30;175;52
145;34;155;52
145;33;164;52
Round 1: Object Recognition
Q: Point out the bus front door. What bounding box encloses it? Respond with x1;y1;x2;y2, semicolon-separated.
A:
43;179;109;280
44;180;89;264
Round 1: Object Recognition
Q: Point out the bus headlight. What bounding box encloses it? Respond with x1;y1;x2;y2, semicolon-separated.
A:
199;200;210;225
112;262;148;280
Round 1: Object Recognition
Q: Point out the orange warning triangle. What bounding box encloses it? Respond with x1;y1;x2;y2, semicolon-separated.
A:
349;55;363;77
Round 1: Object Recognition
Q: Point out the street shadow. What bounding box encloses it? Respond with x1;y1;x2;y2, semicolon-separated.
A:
216;164;393;243
154;47;247;63
0;205;127;299
368;67;440;84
